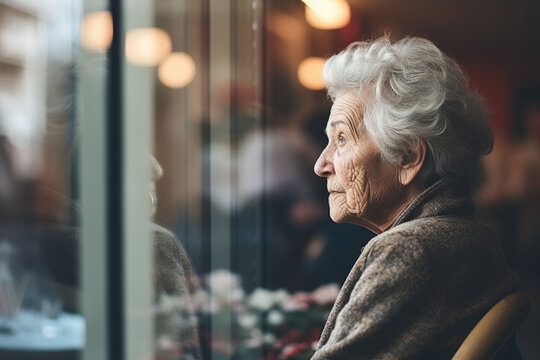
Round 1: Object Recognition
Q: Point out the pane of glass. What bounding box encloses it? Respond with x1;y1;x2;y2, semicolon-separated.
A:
137;1;540;359
151;0;267;358
151;1;213;358
7;0;537;359
0;0;84;358
151;0;364;358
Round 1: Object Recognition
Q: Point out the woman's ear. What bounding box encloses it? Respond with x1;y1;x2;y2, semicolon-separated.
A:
398;140;426;186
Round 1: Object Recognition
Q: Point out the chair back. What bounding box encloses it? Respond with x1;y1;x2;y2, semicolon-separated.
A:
452;292;529;360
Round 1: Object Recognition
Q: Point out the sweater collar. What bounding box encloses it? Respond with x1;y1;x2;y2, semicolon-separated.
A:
390;178;475;229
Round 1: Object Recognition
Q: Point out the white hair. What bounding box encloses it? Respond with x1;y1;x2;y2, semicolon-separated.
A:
323;36;493;188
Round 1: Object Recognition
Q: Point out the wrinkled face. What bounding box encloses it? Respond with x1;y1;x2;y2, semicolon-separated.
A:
314;92;401;230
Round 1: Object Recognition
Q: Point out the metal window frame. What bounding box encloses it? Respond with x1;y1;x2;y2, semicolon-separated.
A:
79;0;155;359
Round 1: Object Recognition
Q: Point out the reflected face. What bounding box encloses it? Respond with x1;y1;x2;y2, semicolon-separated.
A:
149;155;163;215
314;93;400;229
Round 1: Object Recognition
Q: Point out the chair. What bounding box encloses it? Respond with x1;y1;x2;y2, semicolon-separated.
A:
452;292;529;360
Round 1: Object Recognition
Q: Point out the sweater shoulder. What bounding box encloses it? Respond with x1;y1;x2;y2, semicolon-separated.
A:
380;215;493;248
366;215;501;272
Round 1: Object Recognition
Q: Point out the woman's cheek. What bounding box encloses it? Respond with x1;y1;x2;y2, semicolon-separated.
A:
342;156;370;215
345;167;369;214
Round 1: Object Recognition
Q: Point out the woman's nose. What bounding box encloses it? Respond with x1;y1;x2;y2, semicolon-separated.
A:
314;147;333;177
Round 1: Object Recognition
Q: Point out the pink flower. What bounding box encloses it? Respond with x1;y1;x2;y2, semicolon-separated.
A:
282;292;311;311
279;341;310;359
311;283;339;306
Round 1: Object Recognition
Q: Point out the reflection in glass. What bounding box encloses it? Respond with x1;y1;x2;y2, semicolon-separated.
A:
0;0;84;357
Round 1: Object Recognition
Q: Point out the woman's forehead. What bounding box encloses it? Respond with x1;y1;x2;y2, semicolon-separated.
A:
327;93;365;128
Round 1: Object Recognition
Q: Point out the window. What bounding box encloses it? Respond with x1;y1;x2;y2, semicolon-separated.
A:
4;0;537;359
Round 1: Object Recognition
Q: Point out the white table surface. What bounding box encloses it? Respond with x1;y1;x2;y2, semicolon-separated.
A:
0;311;85;351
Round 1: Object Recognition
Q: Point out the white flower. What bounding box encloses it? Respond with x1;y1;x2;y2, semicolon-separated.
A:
202;300;219;313
238;313;258;329
266;309;284;325
191;289;210;312
263;333;277;344
206;269;241;298
184;289;205;312
243;329;263;348
230;288;245;302
272;289;291;306
156;294;178;312
157;334;178;351
248;288;274;311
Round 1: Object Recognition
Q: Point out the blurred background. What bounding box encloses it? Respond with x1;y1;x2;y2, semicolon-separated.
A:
0;0;539;359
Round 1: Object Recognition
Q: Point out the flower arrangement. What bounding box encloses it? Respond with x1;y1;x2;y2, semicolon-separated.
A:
155;269;339;360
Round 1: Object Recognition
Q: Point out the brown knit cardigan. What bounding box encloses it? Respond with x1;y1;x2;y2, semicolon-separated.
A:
311;179;520;360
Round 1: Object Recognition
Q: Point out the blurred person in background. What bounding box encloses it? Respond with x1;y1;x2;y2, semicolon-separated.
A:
510;98;540;280
311;36;521;359
477;93;540;280
236;124;373;292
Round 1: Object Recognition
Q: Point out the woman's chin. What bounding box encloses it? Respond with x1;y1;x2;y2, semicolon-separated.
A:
329;208;347;224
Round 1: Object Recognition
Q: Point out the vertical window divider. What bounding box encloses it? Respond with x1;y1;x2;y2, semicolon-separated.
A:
122;0;155;358
107;0;124;359
79;2;110;360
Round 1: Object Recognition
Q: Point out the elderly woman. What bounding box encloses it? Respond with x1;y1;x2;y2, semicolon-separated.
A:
311;37;520;359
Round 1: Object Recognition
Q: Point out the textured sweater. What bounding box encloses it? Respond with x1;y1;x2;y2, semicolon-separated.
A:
311;179;520;360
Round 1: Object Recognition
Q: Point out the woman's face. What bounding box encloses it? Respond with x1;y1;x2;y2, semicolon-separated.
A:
314;92;402;232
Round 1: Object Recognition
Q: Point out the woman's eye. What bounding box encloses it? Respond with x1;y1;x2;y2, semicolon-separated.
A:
338;133;346;144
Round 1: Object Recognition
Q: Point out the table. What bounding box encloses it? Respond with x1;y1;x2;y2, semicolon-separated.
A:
0;310;84;359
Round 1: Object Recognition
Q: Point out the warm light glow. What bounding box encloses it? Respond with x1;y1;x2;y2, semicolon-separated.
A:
268;13;304;41
158;52;196;88
80;11;113;52
303;0;351;30
297;57;326;90
125;28;171;66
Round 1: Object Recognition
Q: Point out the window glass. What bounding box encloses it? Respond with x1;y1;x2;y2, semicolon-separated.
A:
150;1;370;359
0;0;84;358
2;0;539;359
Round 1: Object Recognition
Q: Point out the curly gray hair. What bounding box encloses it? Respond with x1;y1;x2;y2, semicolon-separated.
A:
323;36;493;188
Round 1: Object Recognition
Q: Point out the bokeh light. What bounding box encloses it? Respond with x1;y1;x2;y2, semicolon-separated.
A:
304;0;351;30
158;52;196;88
80;11;113;52
125;28;171;66
297;57;326;90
